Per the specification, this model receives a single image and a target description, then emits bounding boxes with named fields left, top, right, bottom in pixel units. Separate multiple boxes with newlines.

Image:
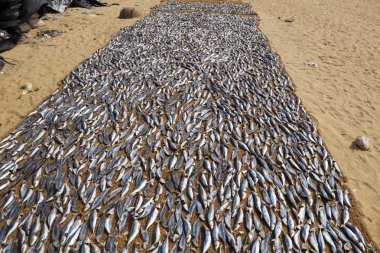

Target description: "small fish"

left=126, top=219, right=140, bottom=246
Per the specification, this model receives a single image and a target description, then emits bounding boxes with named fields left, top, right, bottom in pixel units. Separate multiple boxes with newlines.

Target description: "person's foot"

left=28, top=13, right=45, bottom=29
left=28, top=17, right=45, bottom=29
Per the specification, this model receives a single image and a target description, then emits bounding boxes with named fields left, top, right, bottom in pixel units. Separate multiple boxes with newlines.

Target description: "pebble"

left=119, top=8, right=134, bottom=19
left=308, top=61, right=318, bottom=68
left=285, top=16, right=295, bottom=22
left=20, top=83, right=34, bottom=96
left=354, top=135, right=370, bottom=151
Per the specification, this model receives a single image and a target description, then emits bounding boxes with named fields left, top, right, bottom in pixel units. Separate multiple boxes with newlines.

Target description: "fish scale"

left=0, top=1, right=373, bottom=253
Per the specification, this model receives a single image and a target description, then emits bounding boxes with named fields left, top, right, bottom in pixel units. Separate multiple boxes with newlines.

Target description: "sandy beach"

left=0, top=0, right=379, bottom=248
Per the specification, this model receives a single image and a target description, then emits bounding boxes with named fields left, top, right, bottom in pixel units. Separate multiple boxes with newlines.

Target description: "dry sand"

left=0, top=0, right=379, bottom=247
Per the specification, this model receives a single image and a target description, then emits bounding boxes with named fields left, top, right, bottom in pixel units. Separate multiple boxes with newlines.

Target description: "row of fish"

left=0, top=2, right=373, bottom=253
left=153, top=1, right=255, bottom=15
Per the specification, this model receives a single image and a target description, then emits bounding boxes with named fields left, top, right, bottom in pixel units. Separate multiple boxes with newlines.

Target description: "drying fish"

left=0, top=1, right=371, bottom=252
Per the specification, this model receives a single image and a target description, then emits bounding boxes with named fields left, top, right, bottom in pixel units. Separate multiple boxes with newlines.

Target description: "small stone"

left=28, top=18, right=45, bottom=29
left=20, top=83, right=34, bottom=92
left=285, top=16, right=295, bottom=22
left=19, top=83, right=35, bottom=97
left=119, top=8, right=134, bottom=19
left=308, top=61, right=318, bottom=68
left=354, top=135, right=370, bottom=151
left=20, top=89, right=29, bottom=96
left=19, top=23, right=32, bottom=33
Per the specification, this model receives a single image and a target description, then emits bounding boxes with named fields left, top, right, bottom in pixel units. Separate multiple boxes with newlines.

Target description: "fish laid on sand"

left=153, top=1, right=256, bottom=15
left=0, top=1, right=372, bottom=252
